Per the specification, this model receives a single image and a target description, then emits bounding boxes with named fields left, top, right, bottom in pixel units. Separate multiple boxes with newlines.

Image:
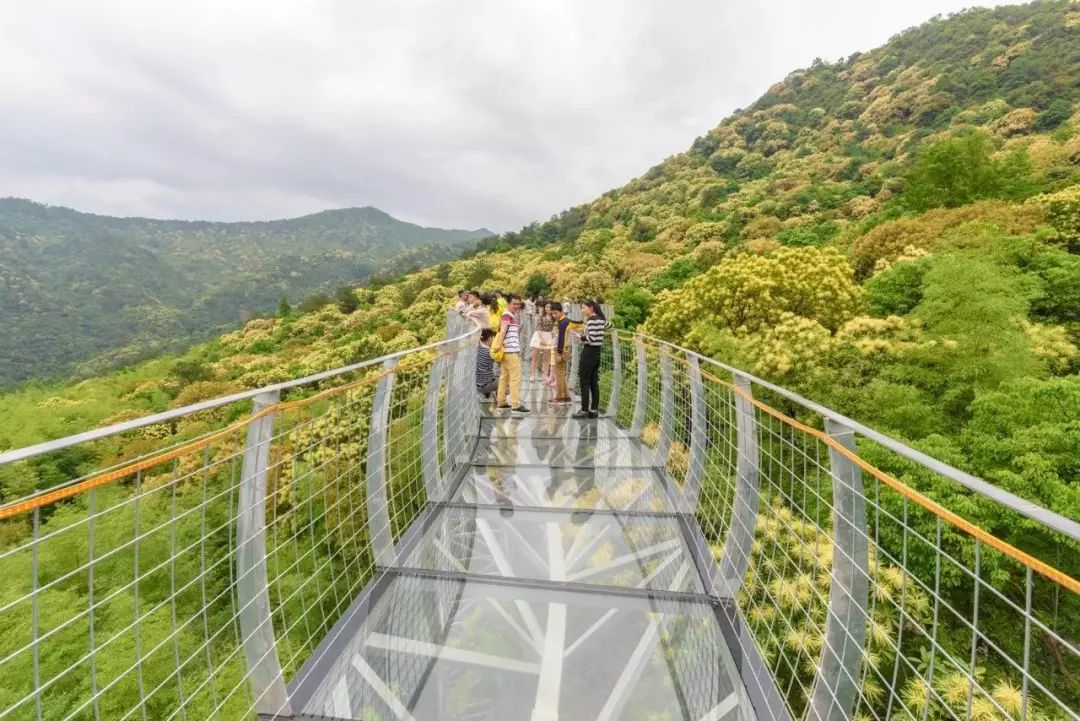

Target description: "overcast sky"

left=0, top=1, right=1004, bottom=232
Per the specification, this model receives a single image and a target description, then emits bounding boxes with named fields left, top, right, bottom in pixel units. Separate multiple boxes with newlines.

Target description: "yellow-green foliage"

left=851, top=201, right=1044, bottom=276
left=644, top=247, right=863, bottom=341
left=1035, top=185, right=1080, bottom=250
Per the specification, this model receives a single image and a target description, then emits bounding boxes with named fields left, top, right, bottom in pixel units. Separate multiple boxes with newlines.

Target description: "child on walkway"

left=475, top=328, right=498, bottom=399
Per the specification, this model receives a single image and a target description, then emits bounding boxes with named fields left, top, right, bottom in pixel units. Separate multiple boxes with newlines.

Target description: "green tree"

left=170, top=358, right=213, bottom=386
left=335, top=285, right=360, bottom=314
left=1033, top=98, right=1073, bottom=132
left=645, top=247, right=863, bottom=342
left=902, top=131, right=1036, bottom=211
left=865, top=259, right=928, bottom=316
left=913, top=256, right=1041, bottom=413
left=650, top=257, right=703, bottom=293
left=277, top=296, right=292, bottom=317
left=609, top=283, right=652, bottom=330
left=524, top=272, right=552, bottom=298
left=299, top=292, right=332, bottom=313
left=464, top=260, right=493, bottom=288
left=434, top=262, right=453, bottom=285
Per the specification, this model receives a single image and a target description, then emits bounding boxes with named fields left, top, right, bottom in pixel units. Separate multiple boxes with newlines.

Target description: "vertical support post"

left=366, top=358, right=398, bottom=566
left=444, top=338, right=466, bottom=472
left=457, top=333, right=480, bottom=456
left=629, top=336, right=648, bottom=436
left=683, top=354, right=707, bottom=507
left=236, top=389, right=293, bottom=716
left=442, top=354, right=456, bottom=478
left=655, top=345, right=675, bottom=465
left=422, top=352, right=445, bottom=500
left=606, top=330, right=622, bottom=420
left=808, top=419, right=869, bottom=721
left=718, top=373, right=760, bottom=597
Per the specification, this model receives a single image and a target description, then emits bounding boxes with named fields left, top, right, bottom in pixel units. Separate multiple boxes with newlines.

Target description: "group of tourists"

left=455, top=289, right=610, bottom=419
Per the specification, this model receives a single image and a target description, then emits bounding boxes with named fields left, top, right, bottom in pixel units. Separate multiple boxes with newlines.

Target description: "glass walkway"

left=288, top=384, right=752, bottom=721
left=0, top=310, right=1076, bottom=721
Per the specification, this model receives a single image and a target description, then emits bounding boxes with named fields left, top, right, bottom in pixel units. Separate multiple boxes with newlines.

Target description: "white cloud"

left=0, top=0, right=1005, bottom=231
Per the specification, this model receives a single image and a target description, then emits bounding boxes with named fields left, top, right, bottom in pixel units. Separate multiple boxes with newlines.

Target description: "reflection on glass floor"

left=303, top=575, right=747, bottom=721
left=403, top=506, right=703, bottom=593
left=295, top=400, right=750, bottom=721
left=472, top=436, right=657, bottom=467
left=453, top=466, right=673, bottom=511
left=481, top=415, right=632, bottom=440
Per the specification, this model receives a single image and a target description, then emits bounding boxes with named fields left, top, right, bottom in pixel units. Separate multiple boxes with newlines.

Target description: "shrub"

left=901, top=131, right=1037, bottom=211
left=865, top=257, right=929, bottom=316
left=1033, top=99, right=1073, bottom=132
left=644, top=247, right=863, bottom=342
left=525, top=272, right=551, bottom=298
left=850, top=200, right=1044, bottom=276
left=649, top=257, right=703, bottom=293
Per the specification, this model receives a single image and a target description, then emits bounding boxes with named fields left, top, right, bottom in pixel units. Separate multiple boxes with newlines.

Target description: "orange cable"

left=632, top=334, right=1080, bottom=596
left=0, top=348, right=458, bottom=521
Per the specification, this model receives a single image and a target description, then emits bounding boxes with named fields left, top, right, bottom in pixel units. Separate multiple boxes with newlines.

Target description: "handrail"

left=0, top=348, right=465, bottom=521
left=0, top=311, right=485, bottom=721
left=623, top=330, right=1080, bottom=546
left=691, top=361, right=1080, bottom=596
left=603, top=325, right=1079, bottom=721
left=0, top=328, right=479, bottom=467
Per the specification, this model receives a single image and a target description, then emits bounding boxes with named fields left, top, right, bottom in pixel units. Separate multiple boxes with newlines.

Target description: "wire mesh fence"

left=0, top=324, right=480, bottom=721
left=0, top=311, right=1076, bottom=721
left=619, top=333, right=1080, bottom=721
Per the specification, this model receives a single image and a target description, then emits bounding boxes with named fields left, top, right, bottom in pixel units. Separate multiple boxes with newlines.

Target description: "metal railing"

left=0, top=309, right=1076, bottom=721
left=0, top=315, right=482, bottom=721
left=598, top=331, right=1080, bottom=721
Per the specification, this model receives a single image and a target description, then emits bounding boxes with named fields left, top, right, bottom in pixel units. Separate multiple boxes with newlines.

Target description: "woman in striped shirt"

left=573, top=300, right=612, bottom=419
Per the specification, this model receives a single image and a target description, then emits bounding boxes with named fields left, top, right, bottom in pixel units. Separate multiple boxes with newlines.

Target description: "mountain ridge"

left=0, top=197, right=492, bottom=235
left=0, top=197, right=490, bottom=385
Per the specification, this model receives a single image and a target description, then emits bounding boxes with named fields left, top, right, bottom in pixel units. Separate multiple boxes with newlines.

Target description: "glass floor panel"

left=480, top=415, right=631, bottom=440
left=299, top=574, right=750, bottom=721
left=401, top=506, right=702, bottom=593
left=471, top=436, right=657, bottom=467
left=452, top=465, right=674, bottom=512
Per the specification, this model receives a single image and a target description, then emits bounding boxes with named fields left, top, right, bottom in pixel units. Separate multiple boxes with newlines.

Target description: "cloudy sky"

left=0, top=0, right=1003, bottom=232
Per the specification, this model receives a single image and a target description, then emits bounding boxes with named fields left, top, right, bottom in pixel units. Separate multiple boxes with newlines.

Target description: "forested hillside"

left=4, top=0, right=1079, bottom=507
left=1, top=1, right=1079, bottom=717
left=0, top=199, right=490, bottom=385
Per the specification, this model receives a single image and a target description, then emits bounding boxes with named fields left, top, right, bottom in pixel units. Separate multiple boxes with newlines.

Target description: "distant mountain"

left=0, top=198, right=490, bottom=385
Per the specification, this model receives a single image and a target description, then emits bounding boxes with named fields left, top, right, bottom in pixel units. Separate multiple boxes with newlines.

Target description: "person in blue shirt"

left=550, top=302, right=581, bottom=405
